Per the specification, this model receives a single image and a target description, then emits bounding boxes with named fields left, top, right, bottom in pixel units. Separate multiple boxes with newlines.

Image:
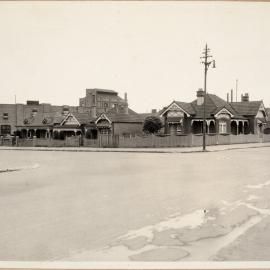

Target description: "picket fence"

left=1, top=133, right=270, bottom=148
left=118, top=134, right=268, bottom=148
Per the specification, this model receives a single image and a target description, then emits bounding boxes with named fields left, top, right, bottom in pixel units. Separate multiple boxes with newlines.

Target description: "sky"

left=0, top=1, right=270, bottom=113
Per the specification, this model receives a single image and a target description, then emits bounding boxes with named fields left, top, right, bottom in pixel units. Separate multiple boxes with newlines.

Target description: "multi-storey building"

left=79, top=88, right=128, bottom=116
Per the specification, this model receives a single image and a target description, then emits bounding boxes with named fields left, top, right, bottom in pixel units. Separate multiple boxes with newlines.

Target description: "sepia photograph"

left=0, top=1, right=270, bottom=269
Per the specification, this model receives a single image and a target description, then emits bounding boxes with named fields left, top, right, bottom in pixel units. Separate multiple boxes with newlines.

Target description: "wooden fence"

left=118, top=134, right=263, bottom=148
left=15, top=137, right=81, bottom=147
left=1, top=133, right=270, bottom=148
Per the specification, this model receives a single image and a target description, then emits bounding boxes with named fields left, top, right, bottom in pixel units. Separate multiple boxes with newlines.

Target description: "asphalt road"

left=0, top=148, right=269, bottom=261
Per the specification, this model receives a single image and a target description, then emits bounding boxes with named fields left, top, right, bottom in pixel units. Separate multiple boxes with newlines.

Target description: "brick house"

left=0, top=89, right=143, bottom=139
left=160, top=90, right=268, bottom=135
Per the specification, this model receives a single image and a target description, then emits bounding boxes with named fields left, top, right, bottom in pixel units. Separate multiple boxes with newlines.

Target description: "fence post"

left=33, top=136, right=37, bottom=147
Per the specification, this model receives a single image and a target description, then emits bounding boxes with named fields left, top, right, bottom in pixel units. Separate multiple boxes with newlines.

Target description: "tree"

left=143, top=116, right=162, bottom=134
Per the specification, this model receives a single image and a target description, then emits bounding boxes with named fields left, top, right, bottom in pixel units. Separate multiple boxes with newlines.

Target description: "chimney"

left=151, top=109, right=157, bottom=114
left=196, top=88, right=204, bottom=105
left=227, top=93, right=229, bottom=102
left=241, top=93, right=249, bottom=102
left=231, top=89, right=233, bottom=102
left=124, top=92, right=128, bottom=114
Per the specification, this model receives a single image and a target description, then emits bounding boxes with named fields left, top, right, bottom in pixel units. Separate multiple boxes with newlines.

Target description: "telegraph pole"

left=236, top=79, right=238, bottom=102
left=200, top=44, right=215, bottom=151
left=15, top=94, right=17, bottom=136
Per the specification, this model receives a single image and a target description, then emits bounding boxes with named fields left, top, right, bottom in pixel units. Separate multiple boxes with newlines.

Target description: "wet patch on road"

left=68, top=200, right=270, bottom=261
left=0, top=163, right=39, bottom=174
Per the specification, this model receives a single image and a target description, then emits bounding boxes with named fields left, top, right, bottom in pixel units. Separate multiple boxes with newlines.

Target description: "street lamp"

left=200, top=44, right=216, bottom=151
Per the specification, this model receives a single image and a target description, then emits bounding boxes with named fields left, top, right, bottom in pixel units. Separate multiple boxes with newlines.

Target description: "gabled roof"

left=105, top=106, right=143, bottom=123
left=95, top=113, right=112, bottom=125
left=190, top=93, right=238, bottom=119
left=60, top=113, right=81, bottom=126
left=159, top=101, right=195, bottom=116
left=230, top=101, right=263, bottom=116
left=175, top=101, right=196, bottom=115
left=71, top=112, right=94, bottom=125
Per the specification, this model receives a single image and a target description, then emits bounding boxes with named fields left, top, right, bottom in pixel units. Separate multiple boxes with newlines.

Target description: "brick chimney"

left=124, top=92, right=128, bottom=114
left=241, top=93, right=249, bottom=102
left=197, top=89, right=204, bottom=105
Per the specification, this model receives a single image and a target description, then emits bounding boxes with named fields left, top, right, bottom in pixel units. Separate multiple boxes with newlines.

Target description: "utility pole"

left=200, top=44, right=216, bottom=151
left=15, top=94, right=17, bottom=136
left=236, top=79, right=238, bottom=102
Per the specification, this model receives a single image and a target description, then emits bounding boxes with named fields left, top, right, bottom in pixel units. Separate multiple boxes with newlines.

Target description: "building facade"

left=160, top=90, right=268, bottom=136
left=0, top=89, right=143, bottom=139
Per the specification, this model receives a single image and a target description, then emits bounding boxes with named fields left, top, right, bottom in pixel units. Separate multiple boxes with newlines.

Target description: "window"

left=3, top=113, right=8, bottom=120
left=62, top=108, right=69, bottom=116
left=92, top=95, right=95, bottom=104
left=100, top=128, right=109, bottom=135
left=31, top=108, right=38, bottom=117
left=1, top=125, right=11, bottom=135
left=219, top=121, right=227, bottom=134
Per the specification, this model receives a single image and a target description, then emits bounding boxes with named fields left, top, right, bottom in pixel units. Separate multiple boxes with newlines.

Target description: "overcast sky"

left=0, top=1, right=270, bottom=112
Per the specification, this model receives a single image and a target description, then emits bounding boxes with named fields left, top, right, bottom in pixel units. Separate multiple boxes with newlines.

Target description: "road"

left=0, top=148, right=270, bottom=261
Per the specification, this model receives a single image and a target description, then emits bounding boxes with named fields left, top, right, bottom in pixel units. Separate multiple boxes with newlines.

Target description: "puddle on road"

left=184, top=215, right=263, bottom=260
left=67, top=196, right=270, bottom=261
left=247, top=194, right=259, bottom=201
left=120, top=209, right=208, bottom=243
left=247, top=180, right=270, bottom=189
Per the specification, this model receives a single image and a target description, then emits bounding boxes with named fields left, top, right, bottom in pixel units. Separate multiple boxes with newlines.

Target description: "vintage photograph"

left=0, top=1, right=270, bottom=267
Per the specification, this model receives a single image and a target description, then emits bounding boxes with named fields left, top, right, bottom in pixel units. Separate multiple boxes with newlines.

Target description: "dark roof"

left=190, top=94, right=240, bottom=119
left=108, top=113, right=143, bottom=123
left=72, top=112, right=94, bottom=125
left=107, top=107, right=137, bottom=115
left=175, top=101, right=196, bottom=115
left=94, top=89, right=118, bottom=94
left=159, top=101, right=195, bottom=116
left=53, top=114, right=65, bottom=124
left=160, top=93, right=249, bottom=119
left=140, top=112, right=159, bottom=120
left=21, top=112, right=56, bottom=127
left=230, top=101, right=262, bottom=116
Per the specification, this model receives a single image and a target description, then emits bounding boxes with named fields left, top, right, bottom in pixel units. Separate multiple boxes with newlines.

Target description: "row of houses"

left=0, top=88, right=269, bottom=141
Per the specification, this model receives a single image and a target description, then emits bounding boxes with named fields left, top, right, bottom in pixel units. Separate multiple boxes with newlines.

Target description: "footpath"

left=0, top=142, right=270, bottom=153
